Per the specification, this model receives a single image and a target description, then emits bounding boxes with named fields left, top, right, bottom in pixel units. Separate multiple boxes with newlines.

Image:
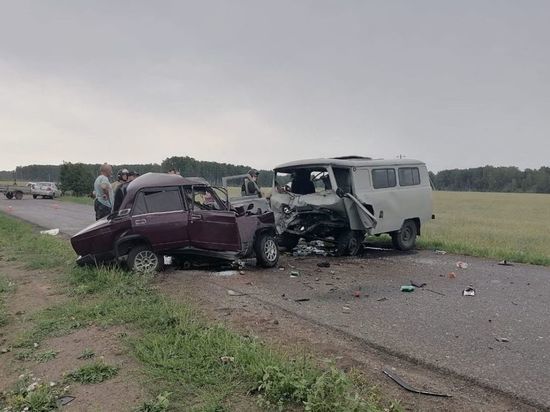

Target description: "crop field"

left=414, top=191, right=550, bottom=265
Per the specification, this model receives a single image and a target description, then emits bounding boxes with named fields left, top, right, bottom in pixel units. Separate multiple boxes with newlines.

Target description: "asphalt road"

left=2, top=195, right=550, bottom=409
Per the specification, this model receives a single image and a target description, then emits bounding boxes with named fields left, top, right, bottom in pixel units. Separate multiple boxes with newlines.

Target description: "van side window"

left=398, top=167, right=421, bottom=186
left=333, top=167, right=352, bottom=194
left=372, top=168, right=396, bottom=189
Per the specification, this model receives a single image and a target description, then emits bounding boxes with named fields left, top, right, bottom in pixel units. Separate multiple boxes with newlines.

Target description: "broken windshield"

left=274, top=167, right=332, bottom=194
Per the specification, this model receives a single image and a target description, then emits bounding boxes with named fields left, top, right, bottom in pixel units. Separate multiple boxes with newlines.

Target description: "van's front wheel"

left=335, top=230, right=364, bottom=256
left=391, top=220, right=418, bottom=251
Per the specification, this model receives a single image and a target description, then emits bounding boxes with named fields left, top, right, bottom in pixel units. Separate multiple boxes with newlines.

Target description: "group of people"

left=93, top=164, right=264, bottom=220
left=93, top=163, right=140, bottom=220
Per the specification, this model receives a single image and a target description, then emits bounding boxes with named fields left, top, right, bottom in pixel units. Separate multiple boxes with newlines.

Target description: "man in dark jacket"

left=112, top=171, right=139, bottom=213
left=241, top=169, right=262, bottom=197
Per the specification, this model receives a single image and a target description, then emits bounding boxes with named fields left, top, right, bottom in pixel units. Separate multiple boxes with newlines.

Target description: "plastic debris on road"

left=39, top=228, right=59, bottom=236
left=448, top=272, right=456, bottom=279
left=462, top=287, right=476, bottom=296
left=401, top=285, right=415, bottom=292
left=456, top=261, right=469, bottom=269
left=498, top=260, right=514, bottom=266
left=435, top=250, right=447, bottom=255
left=290, top=271, right=300, bottom=278
left=227, top=289, right=246, bottom=296
left=495, top=337, right=510, bottom=343
left=213, top=270, right=239, bottom=277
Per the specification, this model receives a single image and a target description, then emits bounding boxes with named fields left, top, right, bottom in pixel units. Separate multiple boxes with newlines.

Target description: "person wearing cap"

left=112, top=168, right=129, bottom=192
left=112, top=171, right=139, bottom=213
left=241, top=169, right=262, bottom=197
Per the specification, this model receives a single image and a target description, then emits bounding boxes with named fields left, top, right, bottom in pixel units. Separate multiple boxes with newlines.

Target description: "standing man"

left=111, top=169, right=129, bottom=192
left=241, top=169, right=262, bottom=197
left=112, top=171, right=139, bottom=213
left=94, top=163, right=114, bottom=220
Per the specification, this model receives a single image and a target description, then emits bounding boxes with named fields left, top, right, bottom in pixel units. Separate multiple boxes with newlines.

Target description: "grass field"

left=412, top=191, right=550, bottom=265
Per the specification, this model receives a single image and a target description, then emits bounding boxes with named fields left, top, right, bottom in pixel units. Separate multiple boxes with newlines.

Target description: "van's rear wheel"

left=335, top=230, right=364, bottom=256
left=255, top=233, right=279, bottom=268
left=278, top=232, right=299, bottom=251
left=127, top=245, right=162, bottom=273
left=391, top=220, right=418, bottom=251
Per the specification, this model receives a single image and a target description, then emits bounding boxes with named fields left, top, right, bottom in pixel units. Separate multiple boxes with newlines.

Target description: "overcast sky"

left=0, top=1, right=548, bottom=172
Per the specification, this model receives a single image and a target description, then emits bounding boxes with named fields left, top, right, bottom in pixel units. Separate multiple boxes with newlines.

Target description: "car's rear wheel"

left=255, top=233, right=279, bottom=267
left=277, top=232, right=299, bottom=251
left=127, top=245, right=162, bottom=273
left=335, top=230, right=364, bottom=256
left=391, top=220, right=418, bottom=251
left=33, top=195, right=38, bottom=199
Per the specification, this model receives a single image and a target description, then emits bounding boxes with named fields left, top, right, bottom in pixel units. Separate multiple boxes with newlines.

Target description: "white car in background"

left=31, top=182, right=62, bottom=199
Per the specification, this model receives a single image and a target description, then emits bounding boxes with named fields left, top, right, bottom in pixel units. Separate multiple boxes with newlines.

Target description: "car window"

left=185, top=186, right=224, bottom=210
left=372, top=168, right=397, bottom=189
left=133, top=188, right=183, bottom=214
left=398, top=167, right=421, bottom=186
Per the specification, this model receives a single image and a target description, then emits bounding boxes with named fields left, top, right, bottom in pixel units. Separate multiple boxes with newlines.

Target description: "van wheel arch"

left=391, top=219, right=419, bottom=251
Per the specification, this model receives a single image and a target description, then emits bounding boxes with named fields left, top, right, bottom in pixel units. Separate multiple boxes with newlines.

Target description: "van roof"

left=274, top=157, right=426, bottom=170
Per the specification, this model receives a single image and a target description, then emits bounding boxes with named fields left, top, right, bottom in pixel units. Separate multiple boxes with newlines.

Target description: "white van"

left=270, top=156, right=433, bottom=255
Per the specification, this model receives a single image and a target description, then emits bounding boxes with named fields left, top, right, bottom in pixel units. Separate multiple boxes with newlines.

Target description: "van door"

left=186, top=186, right=241, bottom=251
left=131, top=187, right=189, bottom=249
left=364, top=167, right=401, bottom=233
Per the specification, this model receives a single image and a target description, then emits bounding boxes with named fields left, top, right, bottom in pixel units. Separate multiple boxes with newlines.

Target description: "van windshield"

left=274, top=167, right=331, bottom=194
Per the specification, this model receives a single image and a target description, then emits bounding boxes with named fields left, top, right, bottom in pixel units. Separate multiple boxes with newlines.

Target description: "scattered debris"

left=213, top=270, right=239, bottom=277
left=383, top=368, right=452, bottom=397
left=232, top=260, right=246, bottom=269
left=227, top=289, right=246, bottom=296
left=1, top=348, right=10, bottom=354
left=377, top=297, right=387, bottom=302
left=290, top=271, right=300, bottom=278
left=163, top=256, right=173, bottom=265
left=317, top=261, right=331, bottom=268
left=294, top=298, right=310, bottom=302
left=456, top=261, right=469, bottom=269
left=448, top=272, right=456, bottom=279
left=462, top=287, right=476, bottom=296
left=279, top=267, right=285, bottom=271
left=57, top=396, right=76, bottom=407
left=401, top=285, right=415, bottom=292
left=495, top=337, right=510, bottom=343
left=498, top=260, right=514, bottom=266
left=342, top=306, right=351, bottom=313
left=410, top=280, right=427, bottom=288
left=435, top=250, right=447, bottom=255
left=220, top=356, right=235, bottom=364
left=39, top=228, right=59, bottom=236
left=239, top=271, right=245, bottom=275
left=354, top=290, right=361, bottom=298
left=272, top=319, right=279, bottom=325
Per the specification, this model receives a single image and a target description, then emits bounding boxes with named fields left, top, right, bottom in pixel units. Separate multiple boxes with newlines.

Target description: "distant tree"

left=59, top=162, right=93, bottom=195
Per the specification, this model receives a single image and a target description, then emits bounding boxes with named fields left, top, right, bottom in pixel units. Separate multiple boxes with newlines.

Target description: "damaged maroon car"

left=71, top=173, right=279, bottom=272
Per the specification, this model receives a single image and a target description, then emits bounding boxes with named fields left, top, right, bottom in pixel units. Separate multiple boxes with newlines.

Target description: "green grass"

left=0, top=273, right=15, bottom=327
left=67, top=361, right=119, bottom=384
left=0, top=213, right=394, bottom=411
left=77, top=348, right=95, bottom=360
left=367, top=191, right=550, bottom=266
left=58, top=195, right=94, bottom=206
left=0, top=375, right=62, bottom=412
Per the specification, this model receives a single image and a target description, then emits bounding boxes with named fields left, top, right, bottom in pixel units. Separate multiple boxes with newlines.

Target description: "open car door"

left=343, top=193, right=377, bottom=233
left=185, top=186, right=242, bottom=252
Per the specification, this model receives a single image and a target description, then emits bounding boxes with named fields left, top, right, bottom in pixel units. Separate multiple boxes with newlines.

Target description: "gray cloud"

left=1, top=0, right=549, bottom=172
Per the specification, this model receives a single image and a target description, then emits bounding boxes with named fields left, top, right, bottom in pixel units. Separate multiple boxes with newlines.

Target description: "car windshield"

left=274, top=167, right=331, bottom=194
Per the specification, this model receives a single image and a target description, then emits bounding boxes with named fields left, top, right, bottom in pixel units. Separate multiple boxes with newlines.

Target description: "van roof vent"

left=331, top=156, right=372, bottom=160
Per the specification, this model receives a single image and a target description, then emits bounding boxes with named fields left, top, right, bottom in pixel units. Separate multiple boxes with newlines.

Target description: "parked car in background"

left=270, top=156, right=434, bottom=255
left=31, top=182, right=62, bottom=199
left=71, top=173, right=279, bottom=273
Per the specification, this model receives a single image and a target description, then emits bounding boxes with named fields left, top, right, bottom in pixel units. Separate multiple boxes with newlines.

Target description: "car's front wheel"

left=33, top=195, right=38, bottom=199
left=127, top=245, right=162, bottom=273
left=255, top=233, right=279, bottom=268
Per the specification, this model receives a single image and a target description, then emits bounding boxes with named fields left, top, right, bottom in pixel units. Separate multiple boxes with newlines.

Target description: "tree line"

left=4, top=161, right=549, bottom=195
left=430, top=166, right=550, bottom=193
left=1, top=157, right=272, bottom=196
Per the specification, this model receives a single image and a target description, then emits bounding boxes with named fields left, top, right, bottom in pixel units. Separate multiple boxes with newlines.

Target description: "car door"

left=185, top=185, right=241, bottom=251
left=131, top=187, right=189, bottom=250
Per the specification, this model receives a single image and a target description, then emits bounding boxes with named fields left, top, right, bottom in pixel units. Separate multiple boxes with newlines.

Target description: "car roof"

left=125, top=172, right=209, bottom=193
left=274, top=157, right=426, bottom=170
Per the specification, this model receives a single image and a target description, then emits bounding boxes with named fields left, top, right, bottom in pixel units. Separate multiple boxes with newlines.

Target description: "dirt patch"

left=157, top=266, right=537, bottom=412
left=0, top=262, right=146, bottom=411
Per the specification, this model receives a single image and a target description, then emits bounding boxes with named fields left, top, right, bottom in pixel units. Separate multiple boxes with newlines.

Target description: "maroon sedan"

left=71, top=173, right=279, bottom=272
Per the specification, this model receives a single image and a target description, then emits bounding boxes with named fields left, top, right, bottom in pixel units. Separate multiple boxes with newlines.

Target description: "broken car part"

left=383, top=368, right=452, bottom=397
